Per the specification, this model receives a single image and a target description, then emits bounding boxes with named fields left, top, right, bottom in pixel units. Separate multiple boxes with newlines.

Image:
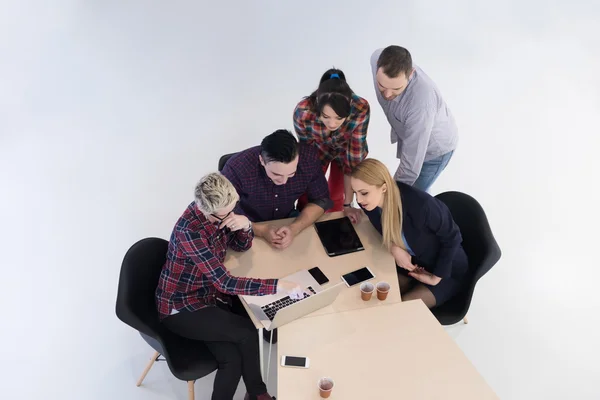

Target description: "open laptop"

left=241, top=270, right=345, bottom=331
left=314, top=216, right=365, bottom=257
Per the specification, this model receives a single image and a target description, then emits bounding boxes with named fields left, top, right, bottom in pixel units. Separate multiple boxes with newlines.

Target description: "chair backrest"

left=435, top=192, right=501, bottom=282
left=115, top=237, right=169, bottom=339
left=218, top=152, right=238, bottom=172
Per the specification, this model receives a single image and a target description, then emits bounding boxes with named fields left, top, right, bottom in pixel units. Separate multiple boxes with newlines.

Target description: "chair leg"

left=463, top=316, right=469, bottom=324
left=136, top=351, right=160, bottom=387
left=188, top=380, right=195, bottom=400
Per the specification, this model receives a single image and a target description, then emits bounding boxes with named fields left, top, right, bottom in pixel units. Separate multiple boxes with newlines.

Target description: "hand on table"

left=273, top=226, right=295, bottom=249
left=220, top=213, right=250, bottom=232
left=343, top=205, right=363, bottom=224
left=263, top=225, right=283, bottom=246
left=277, top=280, right=304, bottom=299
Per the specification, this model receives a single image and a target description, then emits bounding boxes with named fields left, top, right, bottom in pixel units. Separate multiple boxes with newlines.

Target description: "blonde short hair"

left=194, top=172, right=239, bottom=214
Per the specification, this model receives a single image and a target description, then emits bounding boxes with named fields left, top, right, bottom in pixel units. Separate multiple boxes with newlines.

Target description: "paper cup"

left=376, top=281, right=390, bottom=300
left=360, top=282, right=375, bottom=301
left=318, top=377, right=335, bottom=398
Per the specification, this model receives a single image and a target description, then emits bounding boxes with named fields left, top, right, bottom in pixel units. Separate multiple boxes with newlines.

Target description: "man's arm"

left=290, top=151, right=333, bottom=235
left=251, top=222, right=271, bottom=239
left=289, top=203, right=325, bottom=236
left=393, top=105, right=435, bottom=185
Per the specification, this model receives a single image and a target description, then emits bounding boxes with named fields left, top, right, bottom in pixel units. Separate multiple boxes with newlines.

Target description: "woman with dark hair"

left=294, top=68, right=370, bottom=221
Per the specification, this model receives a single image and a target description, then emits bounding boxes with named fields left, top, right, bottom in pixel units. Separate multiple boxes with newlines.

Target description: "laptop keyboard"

left=261, top=286, right=317, bottom=321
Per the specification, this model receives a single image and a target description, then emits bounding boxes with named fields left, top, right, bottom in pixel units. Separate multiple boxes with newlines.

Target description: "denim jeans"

left=412, top=151, right=454, bottom=192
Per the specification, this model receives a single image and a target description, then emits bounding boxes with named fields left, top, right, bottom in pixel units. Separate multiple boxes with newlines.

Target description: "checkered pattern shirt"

left=155, top=202, right=278, bottom=320
left=221, top=144, right=332, bottom=222
left=293, top=93, right=370, bottom=174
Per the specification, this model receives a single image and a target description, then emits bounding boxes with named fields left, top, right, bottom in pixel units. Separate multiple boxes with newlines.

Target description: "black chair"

left=115, top=237, right=217, bottom=400
left=432, top=192, right=502, bottom=325
left=218, top=152, right=238, bottom=172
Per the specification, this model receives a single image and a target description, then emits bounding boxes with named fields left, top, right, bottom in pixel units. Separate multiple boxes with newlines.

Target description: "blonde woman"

left=350, top=159, right=468, bottom=308
left=156, top=172, right=299, bottom=400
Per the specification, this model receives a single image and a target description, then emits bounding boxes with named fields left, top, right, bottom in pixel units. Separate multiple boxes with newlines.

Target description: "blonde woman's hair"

left=194, top=172, right=239, bottom=215
left=351, top=159, right=404, bottom=250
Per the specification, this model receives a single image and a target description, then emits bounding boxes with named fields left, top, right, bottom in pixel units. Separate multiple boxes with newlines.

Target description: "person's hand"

left=408, top=267, right=442, bottom=286
left=263, top=225, right=283, bottom=245
left=273, top=226, right=295, bottom=249
left=343, top=205, right=362, bottom=224
left=277, top=280, right=303, bottom=299
left=391, top=245, right=418, bottom=272
left=220, top=213, right=251, bottom=232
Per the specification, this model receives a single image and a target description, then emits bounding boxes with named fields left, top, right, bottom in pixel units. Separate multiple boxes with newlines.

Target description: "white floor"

left=2, top=1, right=600, bottom=399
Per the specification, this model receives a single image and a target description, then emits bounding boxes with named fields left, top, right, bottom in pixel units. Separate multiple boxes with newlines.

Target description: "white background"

left=1, top=1, right=599, bottom=399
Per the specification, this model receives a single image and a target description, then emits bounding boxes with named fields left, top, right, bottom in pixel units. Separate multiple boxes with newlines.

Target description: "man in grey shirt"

left=371, top=45, right=458, bottom=192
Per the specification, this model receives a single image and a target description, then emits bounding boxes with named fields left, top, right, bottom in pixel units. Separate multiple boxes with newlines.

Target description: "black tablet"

left=314, top=217, right=365, bottom=257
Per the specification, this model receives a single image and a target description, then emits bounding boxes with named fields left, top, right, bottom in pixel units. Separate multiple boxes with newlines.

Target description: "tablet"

left=314, top=217, right=365, bottom=257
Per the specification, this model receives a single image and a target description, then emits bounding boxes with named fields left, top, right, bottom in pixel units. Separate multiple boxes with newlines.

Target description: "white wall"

left=1, top=1, right=599, bottom=399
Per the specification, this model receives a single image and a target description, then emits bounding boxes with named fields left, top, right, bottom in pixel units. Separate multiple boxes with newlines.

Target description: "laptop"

left=241, top=270, right=345, bottom=331
left=314, top=216, right=365, bottom=257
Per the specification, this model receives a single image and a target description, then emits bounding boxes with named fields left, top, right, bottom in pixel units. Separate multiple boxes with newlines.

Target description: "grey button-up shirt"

left=371, top=49, right=458, bottom=184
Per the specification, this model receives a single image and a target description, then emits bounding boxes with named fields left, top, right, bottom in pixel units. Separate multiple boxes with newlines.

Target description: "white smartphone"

left=281, top=355, right=310, bottom=368
left=340, top=266, right=375, bottom=287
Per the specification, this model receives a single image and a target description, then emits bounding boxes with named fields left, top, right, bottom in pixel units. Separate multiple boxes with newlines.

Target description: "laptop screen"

left=314, top=217, right=364, bottom=256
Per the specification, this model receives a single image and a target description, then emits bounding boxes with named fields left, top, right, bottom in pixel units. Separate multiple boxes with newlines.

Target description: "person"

left=350, top=158, right=468, bottom=308
left=221, top=129, right=333, bottom=250
left=293, top=68, right=370, bottom=223
left=371, top=45, right=458, bottom=192
left=156, top=172, right=301, bottom=400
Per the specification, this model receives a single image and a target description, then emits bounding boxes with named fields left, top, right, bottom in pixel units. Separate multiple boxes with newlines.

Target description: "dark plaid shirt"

left=221, top=144, right=332, bottom=222
left=155, top=202, right=278, bottom=320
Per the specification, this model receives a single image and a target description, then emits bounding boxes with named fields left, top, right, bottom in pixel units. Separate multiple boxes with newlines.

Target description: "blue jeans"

left=412, top=151, right=454, bottom=192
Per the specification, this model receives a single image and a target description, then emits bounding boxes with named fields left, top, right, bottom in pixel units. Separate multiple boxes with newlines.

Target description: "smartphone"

left=341, top=266, right=375, bottom=287
left=281, top=355, right=310, bottom=368
left=308, top=266, right=329, bottom=285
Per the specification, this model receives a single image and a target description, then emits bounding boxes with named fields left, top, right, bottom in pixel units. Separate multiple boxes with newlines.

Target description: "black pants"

left=163, top=298, right=266, bottom=400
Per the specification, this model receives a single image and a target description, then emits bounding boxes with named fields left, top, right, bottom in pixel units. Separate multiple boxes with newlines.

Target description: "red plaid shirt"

left=155, top=202, right=278, bottom=320
left=293, top=94, right=370, bottom=174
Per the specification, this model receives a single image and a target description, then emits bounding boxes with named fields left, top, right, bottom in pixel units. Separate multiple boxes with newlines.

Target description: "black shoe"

left=263, top=328, right=278, bottom=344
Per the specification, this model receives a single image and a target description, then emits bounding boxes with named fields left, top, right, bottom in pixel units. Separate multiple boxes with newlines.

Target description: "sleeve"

left=179, top=231, right=278, bottom=295
left=293, top=104, right=310, bottom=143
left=228, top=226, right=254, bottom=252
left=422, top=198, right=462, bottom=278
left=305, top=151, right=333, bottom=211
left=220, top=160, right=245, bottom=216
left=344, top=103, right=370, bottom=173
left=392, top=105, right=435, bottom=185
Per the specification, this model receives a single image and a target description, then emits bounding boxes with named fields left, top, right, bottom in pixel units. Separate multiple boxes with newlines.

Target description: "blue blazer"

left=363, top=182, right=468, bottom=279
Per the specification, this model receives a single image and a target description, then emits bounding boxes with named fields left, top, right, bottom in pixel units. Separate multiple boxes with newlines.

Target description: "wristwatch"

left=343, top=203, right=352, bottom=208
left=244, top=220, right=253, bottom=231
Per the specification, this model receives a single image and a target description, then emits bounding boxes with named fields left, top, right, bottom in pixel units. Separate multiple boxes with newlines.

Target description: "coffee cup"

left=318, top=377, right=335, bottom=398
left=376, top=281, right=390, bottom=300
left=360, top=282, right=375, bottom=301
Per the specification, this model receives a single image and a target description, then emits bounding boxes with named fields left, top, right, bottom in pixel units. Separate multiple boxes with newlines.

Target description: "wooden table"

left=277, top=300, right=498, bottom=399
left=225, top=211, right=400, bottom=328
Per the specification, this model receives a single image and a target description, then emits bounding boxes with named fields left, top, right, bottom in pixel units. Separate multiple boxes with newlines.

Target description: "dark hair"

left=377, top=46, right=413, bottom=78
left=308, top=68, right=353, bottom=118
left=260, top=129, right=299, bottom=164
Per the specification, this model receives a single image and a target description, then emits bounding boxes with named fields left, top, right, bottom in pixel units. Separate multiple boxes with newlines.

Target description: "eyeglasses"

left=211, top=210, right=233, bottom=222
left=210, top=201, right=239, bottom=222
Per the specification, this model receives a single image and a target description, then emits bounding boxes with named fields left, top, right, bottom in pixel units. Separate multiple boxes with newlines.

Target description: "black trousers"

left=163, top=298, right=266, bottom=400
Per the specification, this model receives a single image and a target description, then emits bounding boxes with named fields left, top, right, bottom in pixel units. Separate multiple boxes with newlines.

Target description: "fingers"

left=276, top=226, right=290, bottom=236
